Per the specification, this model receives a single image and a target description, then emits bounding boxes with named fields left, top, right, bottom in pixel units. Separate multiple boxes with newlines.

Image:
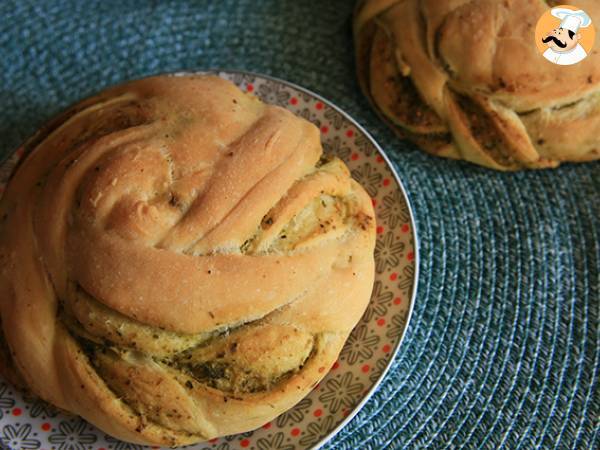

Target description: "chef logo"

left=535, top=5, right=595, bottom=66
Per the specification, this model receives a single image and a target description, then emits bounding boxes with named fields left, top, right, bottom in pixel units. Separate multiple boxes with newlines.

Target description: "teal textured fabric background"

left=1, top=1, right=598, bottom=448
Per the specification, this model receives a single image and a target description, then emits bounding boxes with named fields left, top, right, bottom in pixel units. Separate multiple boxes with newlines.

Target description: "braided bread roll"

left=354, top=0, right=600, bottom=170
left=0, top=75, right=375, bottom=446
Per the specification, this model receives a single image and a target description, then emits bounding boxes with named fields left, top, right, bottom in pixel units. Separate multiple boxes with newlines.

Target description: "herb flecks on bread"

left=354, top=0, right=600, bottom=170
left=0, top=75, right=375, bottom=447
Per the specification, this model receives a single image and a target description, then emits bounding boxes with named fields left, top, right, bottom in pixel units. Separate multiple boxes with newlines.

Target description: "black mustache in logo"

left=542, top=35, right=567, bottom=48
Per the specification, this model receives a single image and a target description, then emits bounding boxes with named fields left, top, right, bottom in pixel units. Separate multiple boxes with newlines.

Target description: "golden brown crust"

left=355, top=0, right=600, bottom=170
left=0, top=75, right=375, bottom=446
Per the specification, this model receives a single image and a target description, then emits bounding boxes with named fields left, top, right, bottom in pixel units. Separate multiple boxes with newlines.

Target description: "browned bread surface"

left=354, top=0, right=600, bottom=170
left=0, top=75, right=375, bottom=446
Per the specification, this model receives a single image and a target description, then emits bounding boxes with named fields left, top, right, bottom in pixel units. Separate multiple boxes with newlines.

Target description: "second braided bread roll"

left=354, top=0, right=600, bottom=170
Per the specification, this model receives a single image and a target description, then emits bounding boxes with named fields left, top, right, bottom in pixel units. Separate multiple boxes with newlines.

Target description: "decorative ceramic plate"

left=0, top=71, right=418, bottom=450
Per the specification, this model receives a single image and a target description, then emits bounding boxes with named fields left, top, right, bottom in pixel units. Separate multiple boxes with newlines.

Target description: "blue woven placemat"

left=1, top=1, right=598, bottom=448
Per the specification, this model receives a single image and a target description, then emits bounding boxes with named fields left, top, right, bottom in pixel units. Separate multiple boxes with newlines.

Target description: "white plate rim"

left=0, top=69, right=420, bottom=450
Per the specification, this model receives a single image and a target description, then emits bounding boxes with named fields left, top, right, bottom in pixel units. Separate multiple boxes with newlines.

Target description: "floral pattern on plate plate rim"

left=0, top=70, right=418, bottom=450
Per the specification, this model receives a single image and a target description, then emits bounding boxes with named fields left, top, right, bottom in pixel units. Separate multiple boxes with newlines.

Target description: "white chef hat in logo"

left=551, top=8, right=592, bottom=33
